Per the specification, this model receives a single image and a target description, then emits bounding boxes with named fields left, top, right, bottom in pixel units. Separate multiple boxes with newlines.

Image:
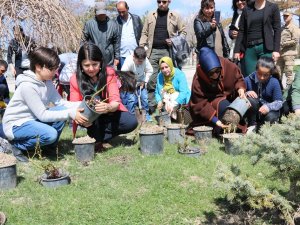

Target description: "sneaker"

left=246, top=125, right=257, bottom=134
left=11, top=146, right=29, bottom=163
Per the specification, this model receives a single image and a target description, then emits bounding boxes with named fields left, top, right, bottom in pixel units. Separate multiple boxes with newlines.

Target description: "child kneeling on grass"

left=2, top=47, right=88, bottom=162
left=245, top=56, right=283, bottom=132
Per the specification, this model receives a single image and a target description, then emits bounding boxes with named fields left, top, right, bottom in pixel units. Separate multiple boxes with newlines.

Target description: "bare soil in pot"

left=0, top=153, right=17, bottom=168
left=139, top=124, right=164, bottom=135
left=72, top=136, right=96, bottom=144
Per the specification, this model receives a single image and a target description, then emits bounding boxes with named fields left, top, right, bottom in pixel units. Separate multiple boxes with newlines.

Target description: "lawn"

left=0, top=125, right=288, bottom=225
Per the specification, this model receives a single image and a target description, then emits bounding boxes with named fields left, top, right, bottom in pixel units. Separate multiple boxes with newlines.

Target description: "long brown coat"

left=189, top=57, right=246, bottom=127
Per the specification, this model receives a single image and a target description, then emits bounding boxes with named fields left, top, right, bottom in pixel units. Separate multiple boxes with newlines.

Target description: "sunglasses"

left=0, top=69, right=6, bottom=73
left=237, top=0, right=246, bottom=2
left=157, top=1, right=168, bottom=4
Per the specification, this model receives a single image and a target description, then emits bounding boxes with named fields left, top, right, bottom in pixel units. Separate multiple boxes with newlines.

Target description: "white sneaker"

left=246, top=125, right=257, bottom=134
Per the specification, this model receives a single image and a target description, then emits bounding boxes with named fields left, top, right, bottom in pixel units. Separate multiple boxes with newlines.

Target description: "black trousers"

left=246, top=97, right=280, bottom=125
left=87, top=111, right=138, bottom=143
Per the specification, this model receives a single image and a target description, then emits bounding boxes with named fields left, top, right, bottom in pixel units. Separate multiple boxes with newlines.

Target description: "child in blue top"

left=0, top=60, right=10, bottom=105
left=245, top=56, right=283, bottom=128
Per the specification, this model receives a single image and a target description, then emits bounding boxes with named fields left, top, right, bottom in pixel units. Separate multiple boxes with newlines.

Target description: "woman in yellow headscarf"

left=155, top=56, right=191, bottom=116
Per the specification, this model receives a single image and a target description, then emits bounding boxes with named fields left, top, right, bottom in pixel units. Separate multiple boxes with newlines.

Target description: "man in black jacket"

left=82, top=2, right=120, bottom=67
left=116, top=1, right=143, bottom=70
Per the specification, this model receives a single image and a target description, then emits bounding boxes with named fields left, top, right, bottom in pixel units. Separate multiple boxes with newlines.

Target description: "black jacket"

left=234, top=1, right=281, bottom=53
left=194, top=17, right=230, bottom=58
left=82, top=16, right=120, bottom=66
left=7, top=37, right=36, bottom=69
left=116, top=13, right=143, bottom=45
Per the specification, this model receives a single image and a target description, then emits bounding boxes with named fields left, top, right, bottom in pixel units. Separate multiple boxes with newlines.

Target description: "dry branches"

left=0, top=0, right=83, bottom=53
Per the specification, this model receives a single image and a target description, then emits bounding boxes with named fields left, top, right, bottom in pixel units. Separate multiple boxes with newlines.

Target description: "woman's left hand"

left=94, top=102, right=111, bottom=114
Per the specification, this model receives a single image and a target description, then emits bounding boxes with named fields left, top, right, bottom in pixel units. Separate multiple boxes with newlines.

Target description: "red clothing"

left=70, top=67, right=127, bottom=112
left=189, top=57, right=246, bottom=126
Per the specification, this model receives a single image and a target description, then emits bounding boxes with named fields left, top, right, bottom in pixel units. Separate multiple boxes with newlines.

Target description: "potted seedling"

left=178, top=137, right=201, bottom=158
left=40, top=163, right=70, bottom=188
left=79, top=83, right=109, bottom=123
left=0, top=152, right=17, bottom=190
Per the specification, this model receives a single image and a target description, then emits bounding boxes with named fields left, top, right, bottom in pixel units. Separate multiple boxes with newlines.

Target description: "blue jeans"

left=11, top=105, right=66, bottom=151
left=117, top=57, right=126, bottom=70
left=120, top=87, right=150, bottom=117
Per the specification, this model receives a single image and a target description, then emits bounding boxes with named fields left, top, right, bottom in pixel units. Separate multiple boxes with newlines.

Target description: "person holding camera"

left=194, top=0, right=230, bottom=58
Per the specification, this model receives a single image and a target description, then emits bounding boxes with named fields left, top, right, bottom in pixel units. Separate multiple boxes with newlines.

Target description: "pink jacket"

left=70, top=67, right=128, bottom=112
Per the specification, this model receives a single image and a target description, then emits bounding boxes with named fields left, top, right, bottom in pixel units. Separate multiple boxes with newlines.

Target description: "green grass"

left=0, top=127, right=288, bottom=225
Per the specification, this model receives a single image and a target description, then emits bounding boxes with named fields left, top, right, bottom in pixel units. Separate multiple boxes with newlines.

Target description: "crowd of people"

left=0, top=0, right=300, bottom=162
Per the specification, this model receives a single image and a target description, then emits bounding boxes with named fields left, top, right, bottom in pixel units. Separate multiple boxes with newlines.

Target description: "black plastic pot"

left=74, top=143, right=95, bottom=162
left=0, top=164, right=17, bottom=190
left=193, top=126, right=213, bottom=140
left=155, top=112, right=171, bottom=127
left=222, top=133, right=242, bottom=155
left=139, top=128, right=164, bottom=155
left=178, top=146, right=201, bottom=158
left=40, top=171, right=70, bottom=188
left=79, top=95, right=102, bottom=123
left=167, top=124, right=186, bottom=144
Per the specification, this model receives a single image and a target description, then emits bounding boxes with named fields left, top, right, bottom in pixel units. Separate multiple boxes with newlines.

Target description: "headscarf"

left=198, top=47, right=221, bottom=74
left=159, top=57, right=176, bottom=94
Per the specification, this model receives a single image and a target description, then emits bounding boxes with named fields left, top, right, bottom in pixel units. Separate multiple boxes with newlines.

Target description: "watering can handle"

left=136, top=85, right=142, bottom=110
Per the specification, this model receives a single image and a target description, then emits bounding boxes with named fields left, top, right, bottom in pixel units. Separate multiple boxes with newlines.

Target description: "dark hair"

left=0, top=60, right=8, bottom=69
left=198, top=0, right=215, bottom=21
left=76, top=43, right=106, bottom=97
left=232, top=0, right=252, bottom=11
left=256, top=56, right=280, bottom=81
left=133, top=47, right=147, bottom=60
left=13, top=25, right=24, bottom=34
left=29, top=47, right=60, bottom=72
left=116, top=1, right=129, bottom=9
left=115, top=71, right=136, bottom=92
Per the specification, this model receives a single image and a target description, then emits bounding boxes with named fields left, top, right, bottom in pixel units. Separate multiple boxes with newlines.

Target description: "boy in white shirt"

left=121, top=47, right=153, bottom=121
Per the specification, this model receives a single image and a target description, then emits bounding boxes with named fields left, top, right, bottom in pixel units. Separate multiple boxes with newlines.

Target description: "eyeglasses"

left=157, top=1, right=168, bottom=4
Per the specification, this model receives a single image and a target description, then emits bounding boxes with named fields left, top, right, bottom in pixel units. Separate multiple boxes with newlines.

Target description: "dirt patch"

left=107, top=155, right=132, bottom=165
left=180, top=175, right=206, bottom=188
left=0, top=212, right=6, bottom=225
left=139, top=124, right=164, bottom=134
left=72, top=136, right=95, bottom=144
left=166, top=124, right=187, bottom=129
left=222, top=109, right=240, bottom=127
left=0, top=153, right=16, bottom=168
left=193, top=126, right=213, bottom=132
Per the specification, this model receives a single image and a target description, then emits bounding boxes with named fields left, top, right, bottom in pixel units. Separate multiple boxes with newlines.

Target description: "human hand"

left=10, top=64, right=16, bottom=76
left=216, top=120, right=229, bottom=129
left=211, top=18, right=217, bottom=29
left=165, top=39, right=172, bottom=46
left=246, top=91, right=258, bottom=99
left=272, top=52, right=280, bottom=62
left=138, top=82, right=145, bottom=89
left=259, top=105, right=269, bottom=115
left=95, top=102, right=112, bottom=113
left=74, top=108, right=89, bottom=125
left=232, top=30, right=239, bottom=39
left=157, top=101, right=163, bottom=111
left=114, top=59, right=119, bottom=67
left=238, top=89, right=246, bottom=99
left=234, top=53, right=240, bottom=61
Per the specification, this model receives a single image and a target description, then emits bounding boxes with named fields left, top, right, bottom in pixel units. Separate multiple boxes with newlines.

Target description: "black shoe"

left=12, top=146, right=29, bottom=163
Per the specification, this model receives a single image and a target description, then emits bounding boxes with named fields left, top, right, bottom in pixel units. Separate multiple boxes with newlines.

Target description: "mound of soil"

left=72, top=136, right=96, bottom=144
left=222, top=109, right=240, bottom=127
left=193, top=126, right=213, bottom=132
left=139, top=124, right=164, bottom=135
left=0, top=153, right=17, bottom=168
left=166, top=124, right=187, bottom=129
